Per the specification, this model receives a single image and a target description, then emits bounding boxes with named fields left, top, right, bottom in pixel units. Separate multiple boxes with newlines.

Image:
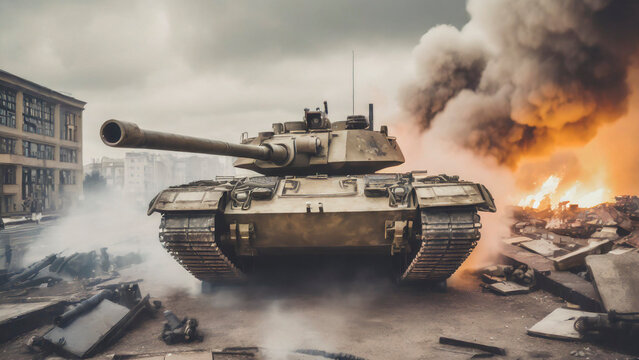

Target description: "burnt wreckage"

left=100, top=102, right=496, bottom=286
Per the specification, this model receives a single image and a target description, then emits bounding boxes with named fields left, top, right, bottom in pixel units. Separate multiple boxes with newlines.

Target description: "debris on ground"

left=439, top=336, right=506, bottom=356
left=160, top=310, right=203, bottom=345
left=28, top=283, right=153, bottom=358
left=527, top=308, right=600, bottom=341
left=574, top=311, right=639, bottom=353
left=0, top=247, right=143, bottom=293
left=585, top=252, right=639, bottom=313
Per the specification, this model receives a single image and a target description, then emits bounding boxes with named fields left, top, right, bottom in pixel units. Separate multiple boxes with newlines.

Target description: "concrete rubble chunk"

left=586, top=252, right=639, bottom=313
left=520, top=239, right=563, bottom=257
left=487, top=281, right=532, bottom=295
left=528, top=308, right=601, bottom=341
left=551, top=240, right=612, bottom=271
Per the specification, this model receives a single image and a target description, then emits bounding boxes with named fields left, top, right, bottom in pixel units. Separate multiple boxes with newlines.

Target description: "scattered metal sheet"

left=520, top=239, right=562, bottom=257
left=0, top=301, right=66, bottom=343
left=439, top=336, right=506, bottom=356
left=487, top=281, right=531, bottom=295
left=43, top=299, right=130, bottom=358
left=586, top=252, right=639, bottom=313
left=42, top=294, right=150, bottom=358
left=527, top=308, right=600, bottom=341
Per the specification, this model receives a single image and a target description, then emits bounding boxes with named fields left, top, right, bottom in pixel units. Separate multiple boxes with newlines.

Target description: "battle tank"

left=100, top=102, right=496, bottom=286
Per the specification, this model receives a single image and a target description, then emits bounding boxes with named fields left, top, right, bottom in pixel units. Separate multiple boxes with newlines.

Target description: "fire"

left=518, top=175, right=612, bottom=209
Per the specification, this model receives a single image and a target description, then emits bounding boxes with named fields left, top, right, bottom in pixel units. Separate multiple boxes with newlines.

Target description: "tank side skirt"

left=400, top=207, right=480, bottom=282
left=160, top=213, right=245, bottom=283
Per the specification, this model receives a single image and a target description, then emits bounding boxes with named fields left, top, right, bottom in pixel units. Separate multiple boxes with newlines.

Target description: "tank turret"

left=100, top=103, right=404, bottom=175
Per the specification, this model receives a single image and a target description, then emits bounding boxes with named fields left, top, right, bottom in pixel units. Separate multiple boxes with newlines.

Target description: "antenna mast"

left=352, top=50, right=355, bottom=115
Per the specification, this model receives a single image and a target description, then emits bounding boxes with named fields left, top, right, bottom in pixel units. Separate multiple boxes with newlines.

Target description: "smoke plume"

left=402, top=0, right=639, bottom=168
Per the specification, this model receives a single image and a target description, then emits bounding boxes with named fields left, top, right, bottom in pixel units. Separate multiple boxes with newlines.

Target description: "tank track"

left=400, top=208, right=481, bottom=283
left=160, top=213, right=245, bottom=283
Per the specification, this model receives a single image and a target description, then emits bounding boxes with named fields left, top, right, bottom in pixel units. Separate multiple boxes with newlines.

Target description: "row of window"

left=23, top=140, right=55, bottom=160
left=0, top=86, right=16, bottom=128
left=0, top=165, right=76, bottom=186
left=0, top=135, right=78, bottom=163
left=23, top=94, right=54, bottom=137
left=0, top=86, right=80, bottom=141
left=60, top=147, right=77, bottom=163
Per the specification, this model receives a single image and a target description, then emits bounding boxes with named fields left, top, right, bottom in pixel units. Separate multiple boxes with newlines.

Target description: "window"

left=0, top=86, right=16, bottom=128
left=61, top=111, right=78, bottom=141
left=22, top=140, right=55, bottom=160
left=22, top=167, right=55, bottom=210
left=60, top=147, right=77, bottom=163
left=0, top=136, right=16, bottom=154
left=0, top=165, right=16, bottom=184
left=60, top=169, right=76, bottom=185
left=23, top=94, right=54, bottom=136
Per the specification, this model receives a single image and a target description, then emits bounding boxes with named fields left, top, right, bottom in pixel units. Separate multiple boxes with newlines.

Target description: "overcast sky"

left=0, top=0, right=468, bottom=163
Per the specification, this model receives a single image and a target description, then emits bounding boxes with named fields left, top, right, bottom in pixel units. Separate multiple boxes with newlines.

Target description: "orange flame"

left=518, top=175, right=612, bottom=209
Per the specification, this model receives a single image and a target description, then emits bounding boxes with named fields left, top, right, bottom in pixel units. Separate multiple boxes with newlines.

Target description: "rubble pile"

left=0, top=247, right=142, bottom=292
left=503, top=195, right=639, bottom=354
left=510, top=195, right=639, bottom=271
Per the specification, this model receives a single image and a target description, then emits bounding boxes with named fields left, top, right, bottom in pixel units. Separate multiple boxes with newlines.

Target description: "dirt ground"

left=1, top=272, right=632, bottom=360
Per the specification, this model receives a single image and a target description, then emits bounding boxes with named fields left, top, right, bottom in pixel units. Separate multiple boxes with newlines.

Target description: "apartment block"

left=0, top=69, right=84, bottom=216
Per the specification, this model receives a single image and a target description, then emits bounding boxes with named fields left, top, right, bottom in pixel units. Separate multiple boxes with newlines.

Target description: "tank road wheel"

left=398, top=207, right=481, bottom=288
left=159, top=212, right=246, bottom=292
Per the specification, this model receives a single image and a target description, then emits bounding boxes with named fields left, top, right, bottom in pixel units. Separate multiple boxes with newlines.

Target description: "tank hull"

left=150, top=172, right=495, bottom=284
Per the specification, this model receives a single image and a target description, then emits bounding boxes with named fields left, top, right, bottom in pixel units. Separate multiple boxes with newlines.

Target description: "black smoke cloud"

left=402, top=0, right=639, bottom=168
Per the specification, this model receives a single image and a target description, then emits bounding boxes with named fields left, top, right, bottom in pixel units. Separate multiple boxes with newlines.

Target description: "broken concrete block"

left=590, top=226, right=620, bottom=241
left=551, top=240, right=612, bottom=271
left=520, top=239, right=563, bottom=257
left=528, top=308, right=600, bottom=341
left=586, top=252, right=639, bottom=313
left=503, top=236, right=532, bottom=245
left=487, top=281, right=531, bottom=295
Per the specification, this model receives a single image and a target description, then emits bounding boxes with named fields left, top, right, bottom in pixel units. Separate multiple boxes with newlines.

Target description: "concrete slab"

left=503, top=236, right=532, bottom=245
left=166, top=351, right=212, bottom=360
left=586, top=252, right=639, bottom=313
left=520, top=239, right=562, bottom=257
left=0, top=301, right=66, bottom=343
left=500, top=243, right=602, bottom=312
left=551, top=240, right=612, bottom=270
left=488, top=281, right=531, bottom=295
left=43, top=299, right=129, bottom=357
left=528, top=308, right=600, bottom=341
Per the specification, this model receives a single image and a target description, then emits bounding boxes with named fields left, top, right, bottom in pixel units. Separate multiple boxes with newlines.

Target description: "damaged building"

left=0, top=69, right=84, bottom=216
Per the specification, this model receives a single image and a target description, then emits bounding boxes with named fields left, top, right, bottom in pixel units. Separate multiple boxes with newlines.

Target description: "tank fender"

left=148, top=187, right=226, bottom=215
left=413, top=183, right=496, bottom=212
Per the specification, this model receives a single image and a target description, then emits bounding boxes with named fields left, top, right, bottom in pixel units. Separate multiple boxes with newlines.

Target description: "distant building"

left=84, top=157, right=124, bottom=189
left=87, top=152, right=233, bottom=204
left=0, top=69, right=84, bottom=216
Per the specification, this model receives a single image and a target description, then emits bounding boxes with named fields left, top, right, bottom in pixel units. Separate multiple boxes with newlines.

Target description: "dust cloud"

left=22, top=189, right=200, bottom=296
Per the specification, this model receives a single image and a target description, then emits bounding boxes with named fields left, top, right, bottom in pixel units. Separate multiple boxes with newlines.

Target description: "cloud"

left=0, top=0, right=467, bottom=163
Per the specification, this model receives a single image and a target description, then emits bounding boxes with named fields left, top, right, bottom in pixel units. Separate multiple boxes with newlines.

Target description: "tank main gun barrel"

left=100, top=120, right=288, bottom=163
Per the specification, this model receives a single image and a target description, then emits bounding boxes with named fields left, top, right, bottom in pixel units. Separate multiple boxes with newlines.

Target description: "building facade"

left=86, top=152, right=233, bottom=205
left=84, top=157, right=124, bottom=189
left=0, top=69, right=84, bottom=216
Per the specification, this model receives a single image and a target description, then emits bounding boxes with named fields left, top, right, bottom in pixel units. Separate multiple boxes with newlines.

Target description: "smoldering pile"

left=402, top=0, right=639, bottom=168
